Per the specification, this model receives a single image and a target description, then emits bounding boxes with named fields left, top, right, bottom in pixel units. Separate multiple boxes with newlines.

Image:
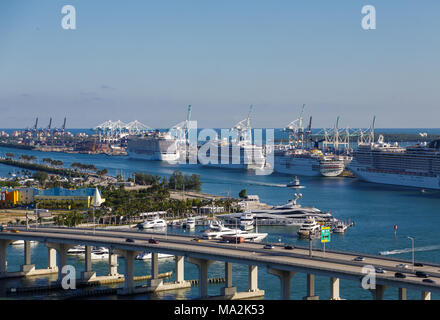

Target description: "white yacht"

left=185, top=217, right=196, bottom=230
left=10, top=240, right=36, bottom=245
left=239, top=212, right=255, bottom=230
left=135, top=252, right=174, bottom=260
left=77, top=247, right=110, bottom=260
left=220, top=230, right=268, bottom=243
left=67, top=245, right=85, bottom=255
left=201, top=225, right=240, bottom=240
left=139, top=218, right=167, bottom=229
left=332, top=221, right=348, bottom=234
left=297, top=217, right=321, bottom=238
left=243, top=193, right=333, bottom=226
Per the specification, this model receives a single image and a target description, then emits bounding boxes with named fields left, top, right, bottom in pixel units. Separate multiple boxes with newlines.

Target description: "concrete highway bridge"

left=1, top=226, right=439, bottom=300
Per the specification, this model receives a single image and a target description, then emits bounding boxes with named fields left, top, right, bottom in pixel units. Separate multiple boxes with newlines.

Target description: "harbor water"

left=1, top=142, right=440, bottom=300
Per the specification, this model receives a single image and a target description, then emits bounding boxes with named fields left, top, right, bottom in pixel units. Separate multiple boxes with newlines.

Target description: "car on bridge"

left=396, top=264, right=409, bottom=269
left=415, top=271, right=429, bottom=278
left=414, top=262, right=424, bottom=267
left=148, top=239, right=159, bottom=244
left=374, top=267, right=386, bottom=274
left=192, top=238, right=202, bottom=243
left=125, top=238, right=135, bottom=243
left=0, top=225, right=7, bottom=232
left=9, top=229, right=19, bottom=233
left=353, top=256, right=365, bottom=262
left=284, top=245, right=294, bottom=250
left=423, top=279, right=435, bottom=284
left=394, top=272, right=406, bottom=278
left=264, top=244, right=274, bottom=249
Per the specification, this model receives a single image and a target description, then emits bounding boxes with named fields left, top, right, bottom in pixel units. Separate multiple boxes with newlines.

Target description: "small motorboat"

left=287, top=176, right=304, bottom=188
left=332, top=221, right=348, bottom=234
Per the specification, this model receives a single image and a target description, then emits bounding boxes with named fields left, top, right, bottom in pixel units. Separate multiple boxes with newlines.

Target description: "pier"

left=1, top=227, right=440, bottom=300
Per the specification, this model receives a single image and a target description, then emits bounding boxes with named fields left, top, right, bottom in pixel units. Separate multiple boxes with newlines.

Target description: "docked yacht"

left=239, top=212, right=255, bottom=230
left=136, top=252, right=174, bottom=260
left=297, top=217, right=321, bottom=238
left=248, top=193, right=334, bottom=226
left=332, top=221, right=348, bottom=234
left=10, top=240, right=36, bottom=245
left=220, top=230, right=268, bottom=243
left=67, top=245, right=85, bottom=255
left=185, top=217, right=196, bottom=230
left=139, top=218, right=167, bottom=229
left=77, top=247, right=110, bottom=260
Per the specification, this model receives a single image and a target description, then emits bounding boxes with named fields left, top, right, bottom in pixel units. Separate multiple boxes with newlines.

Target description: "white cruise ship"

left=197, top=106, right=267, bottom=171
left=273, top=147, right=346, bottom=177
left=199, top=140, right=266, bottom=170
left=127, top=130, right=180, bottom=162
left=348, top=136, right=440, bottom=189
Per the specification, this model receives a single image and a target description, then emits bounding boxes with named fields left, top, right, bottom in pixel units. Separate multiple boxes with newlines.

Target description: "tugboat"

left=287, top=176, right=303, bottom=188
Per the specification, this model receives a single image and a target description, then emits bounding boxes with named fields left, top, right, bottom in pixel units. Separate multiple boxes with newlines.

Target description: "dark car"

left=414, top=263, right=424, bottom=267
left=148, top=239, right=159, bottom=244
left=284, top=245, right=294, bottom=250
left=394, top=272, right=406, bottom=278
left=423, top=279, right=435, bottom=284
left=415, top=271, right=429, bottom=278
left=264, top=244, right=274, bottom=249
left=375, top=267, right=386, bottom=274
left=125, top=238, right=135, bottom=243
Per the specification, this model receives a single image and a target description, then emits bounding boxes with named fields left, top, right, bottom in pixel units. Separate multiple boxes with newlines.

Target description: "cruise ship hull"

left=274, top=157, right=345, bottom=177
left=127, top=135, right=180, bottom=162
left=128, top=150, right=180, bottom=162
left=349, top=164, right=440, bottom=190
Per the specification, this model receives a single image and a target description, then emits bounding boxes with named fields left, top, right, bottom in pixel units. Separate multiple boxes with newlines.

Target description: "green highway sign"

left=321, top=226, right=331, bottom=243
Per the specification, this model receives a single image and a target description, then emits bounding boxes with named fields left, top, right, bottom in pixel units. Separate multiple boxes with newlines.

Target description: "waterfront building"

left=0, top=190, right=19, bottom=205
left=16, top=187, right=105, bottom=207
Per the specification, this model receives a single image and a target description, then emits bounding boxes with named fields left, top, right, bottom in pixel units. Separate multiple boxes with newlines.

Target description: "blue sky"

left=0, top=0, right=439, bottom=129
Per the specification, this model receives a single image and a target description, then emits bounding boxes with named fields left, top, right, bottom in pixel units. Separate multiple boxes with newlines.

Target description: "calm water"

left=1, top=140, right=440, bottom=300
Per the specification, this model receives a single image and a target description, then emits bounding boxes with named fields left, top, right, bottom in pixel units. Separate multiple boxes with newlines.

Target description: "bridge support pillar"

left=267, top=268, right=295, bottom=300
left=116, top=250, right=140, bottom=295
left=187, top=257, right=214, bottom=299
left=303, top=274, right=319, bottom=300
left=48, top=248, right=58, bottom=271
left=398, top=288, right=407, bottom=300
left=108, top=251, right=119, bottom=276
left=46, top=243, right=73, bottom=281
left=175, top=256, right=185, bottom=283
left=0, top=240, right=11, bottom=273
left=81, top=246, right=96, bottom=281
left=220, top=262, right=236, bottom=296
left=370, top=284, right=388, bottom=300
left=330, top=277, right=340, bottom=300
left=148, top=252, right=163, bottom=288
left=21, top=240, right=35, bottom=274
left=248, top=265, right=259, bottom=292
left=421, top=291, right=431, bottom=300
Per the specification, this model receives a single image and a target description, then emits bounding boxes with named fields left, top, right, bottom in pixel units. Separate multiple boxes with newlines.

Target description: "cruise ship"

left=348, top=135, right=440, bottom=189
left=197, top=106, right=267, bottom=170
left=199, top=139, right=266, bottom=170
left=127, top=130, right=180, bottom=162
left=272, top=106, right=349, bottom=177
left=273, top=147, right=346, bottom=177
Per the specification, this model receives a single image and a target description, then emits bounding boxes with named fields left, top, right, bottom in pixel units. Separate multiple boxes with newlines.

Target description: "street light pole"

left=408, top=236, right=415, bottom=271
